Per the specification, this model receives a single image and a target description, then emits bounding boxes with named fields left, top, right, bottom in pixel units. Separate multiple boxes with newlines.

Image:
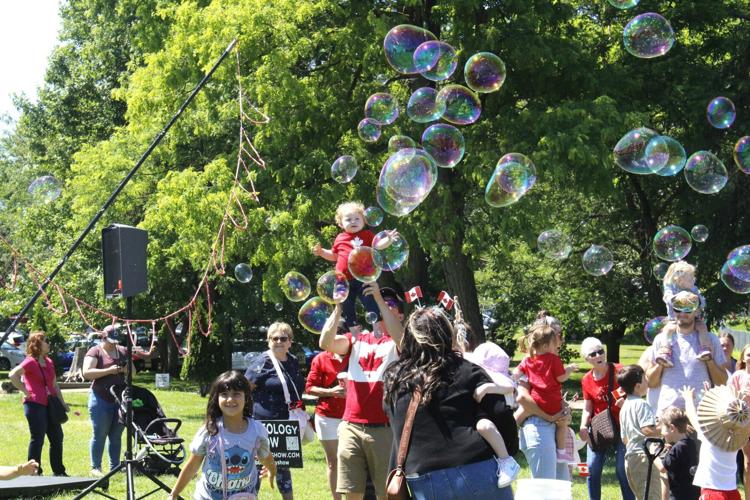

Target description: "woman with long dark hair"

left=383, top=308, right=514, bottom=499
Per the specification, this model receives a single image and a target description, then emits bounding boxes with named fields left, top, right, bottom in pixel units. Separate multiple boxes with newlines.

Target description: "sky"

left=0, top=1, right=61, bottom=129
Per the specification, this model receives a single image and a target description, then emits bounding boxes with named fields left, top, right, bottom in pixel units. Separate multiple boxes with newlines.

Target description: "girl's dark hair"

left=205, top=370, right=253, bottom=435
left=383, top=307, right=462, bottom=406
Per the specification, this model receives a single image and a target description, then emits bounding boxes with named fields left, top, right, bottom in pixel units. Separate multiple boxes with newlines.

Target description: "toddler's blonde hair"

left=335, top=201, right=365, bottom=226
left=663, top=260, right=696, bottom=287
left=520, top=322, right=558, bottom=354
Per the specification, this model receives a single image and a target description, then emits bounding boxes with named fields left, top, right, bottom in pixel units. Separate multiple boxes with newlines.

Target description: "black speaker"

left=102, top=224, right=148, bottom=299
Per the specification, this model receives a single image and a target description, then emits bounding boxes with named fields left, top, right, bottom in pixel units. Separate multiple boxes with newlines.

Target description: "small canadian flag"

left=576, top=463, right=589, bottom=477
left=405, top=286, right=423, bottom=304
left=437, top=291, right=454, bottom=311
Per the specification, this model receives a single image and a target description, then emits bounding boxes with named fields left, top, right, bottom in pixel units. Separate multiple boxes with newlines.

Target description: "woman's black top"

left=384, top=359, right=504, bottom=475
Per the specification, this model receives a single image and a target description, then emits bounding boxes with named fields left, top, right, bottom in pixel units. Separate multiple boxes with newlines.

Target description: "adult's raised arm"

left=318, top=304, right=351, bottom=356
left=364, top=282, right=404, bottom=346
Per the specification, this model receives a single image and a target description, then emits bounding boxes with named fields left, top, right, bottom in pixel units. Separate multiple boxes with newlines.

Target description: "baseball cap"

left=380, top=287, right=405, bottom=313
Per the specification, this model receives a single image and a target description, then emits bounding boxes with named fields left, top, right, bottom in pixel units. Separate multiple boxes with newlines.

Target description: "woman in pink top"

left=8, top=331, right=69, bottom=476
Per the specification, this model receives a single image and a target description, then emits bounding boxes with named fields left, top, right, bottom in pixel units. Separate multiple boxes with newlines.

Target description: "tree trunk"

left=604, top=323, right=627, bottom=363
left=442, top=236, right=485, bottom=342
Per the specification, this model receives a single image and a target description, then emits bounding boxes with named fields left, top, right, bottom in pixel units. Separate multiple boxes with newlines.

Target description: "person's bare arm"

left=679, top=386, right=700, bottom=430
left=0, top=460, right=38, bottom=480
left=312, top=243, right=336, bottom=262
left=168, top=453, right=203, bottom=499
left=82, top=356, right=122, bottom=380
left=365, top=282, right=404, bottom=345
left=705, top=357, right=728, bottom=385
left=556, top=364, right=578, bottom=383
left=579, top=399, right=593, bottom=443
left=258, top=453, right=277, bottom=490
left=8, top=365, right=27, bottom=395
left=646, top=362, right=665, bottom=388
left=641, top=425, right=661, bottom=438
left=474, top=382, right=513, bottom=402
left=318, top=304, right=351, bottom=355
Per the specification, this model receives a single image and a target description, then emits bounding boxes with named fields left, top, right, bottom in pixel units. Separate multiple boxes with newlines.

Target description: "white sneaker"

left=496, top=456, right=520, bottom=488
left=90, top=468, right=103, bottom=477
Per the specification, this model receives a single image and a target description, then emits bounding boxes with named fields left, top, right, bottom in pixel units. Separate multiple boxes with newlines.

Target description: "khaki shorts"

left=336, top=420, right=393, bottom=495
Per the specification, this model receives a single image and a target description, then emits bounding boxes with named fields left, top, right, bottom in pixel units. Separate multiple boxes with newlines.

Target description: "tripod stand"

left=74, top=297, right=178, bottom=500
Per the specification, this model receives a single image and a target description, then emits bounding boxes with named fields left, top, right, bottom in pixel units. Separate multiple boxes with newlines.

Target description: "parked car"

left=0, top=342, right=26, bottom=371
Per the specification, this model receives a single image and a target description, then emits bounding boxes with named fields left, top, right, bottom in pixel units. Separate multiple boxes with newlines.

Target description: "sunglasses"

left=271, top=336, right=289, bottom=343
left=587, top=349, right=605, bottom=358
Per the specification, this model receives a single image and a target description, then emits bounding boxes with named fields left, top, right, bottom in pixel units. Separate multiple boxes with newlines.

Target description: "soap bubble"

left=388, top=135, right=416, bottom=153
left=383, top=24, right=437, bottom=74
left=234, top=263, right=253, bottom=283
left=282, top=271, right=311, bottom=302
left=358, top=118, right=381, bottom=143
left=372, top=231, right=409, bottom=271
left=413, top=41, right=457, bottom=81
left=364, top=93, right=399, bottom=125
left=464, top=52, right=507, bottom=93
left=317, top=271, right=350, bottom=304
left=421, top=123, right=465, bottom=168
left=375, top=74, right=389, bottom=86
left=298, top=296, right=335, bottom=334
left=496, top=153, right=536, bottom=196
left=537, top=230, right=572, bottom=260
left=609, top=0, right=640, bottom=8
left=721, top=261, right=750, bottom=294
left=653, top=262, right=669, bottom=280
left=365, top=311, right=379, bottom=325
left=727, top=246, right=750, bottom=282
left=652, top=225, right=691, bottom=262
left=643, top=316, right=668, bottom=344
left=331, top=155, right=358, bottom=183
left=582, top=245, right=614, bottom=276
left=690, top=224, right=709, bottom=243
left=364, top=206, right=384, bottom=227
left=377, top=148, right=438, bottom=216
left=734, top=136, right=750, bottom=174
left=645, top=136, right=687, bottom=176
left=485, top=171, right=523, bottom=208
left=436, top=85, right=481, bottom=125
left=623, top=13, right=674, bottom=59
left=707, top=97, right=736, bottom=129
left=348, top=246, right=383, bottom=283
left=613, top=128, right=659, bottom=175
left=407, top=87, right=446, bottom=123
left=684, top=151, right=728, bottom=194
left=28, top=175, right=62, bottom=202
left=274, top=302, right=284, bottom=311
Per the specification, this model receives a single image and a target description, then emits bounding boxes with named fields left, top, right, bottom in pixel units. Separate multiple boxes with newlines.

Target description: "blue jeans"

left=24, top=402, right=66, bottom=475
left=406, top=457, right=514, bottom=500
left=341, top=278, right=381, bottom=328
left=519, top=416, right=570, bottom=480
left=88, top=391, right=124, bottom=470
left=586, top=440, right=634, bottom=500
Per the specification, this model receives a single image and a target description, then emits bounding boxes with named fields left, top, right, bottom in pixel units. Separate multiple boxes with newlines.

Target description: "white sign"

left=155, top=373, right=170, bottom=388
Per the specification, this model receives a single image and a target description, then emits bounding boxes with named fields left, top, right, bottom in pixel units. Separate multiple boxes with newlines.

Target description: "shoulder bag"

left=38, top=359, right=68, bottom=424
left=386, top=388, right=422, bottom=500
left=267, top=351, right=315, bottom=443
left=588, top=363, right=617, bottom=452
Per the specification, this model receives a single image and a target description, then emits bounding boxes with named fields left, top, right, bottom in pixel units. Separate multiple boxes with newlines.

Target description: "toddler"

left=654, top=406, right=699, bottom=500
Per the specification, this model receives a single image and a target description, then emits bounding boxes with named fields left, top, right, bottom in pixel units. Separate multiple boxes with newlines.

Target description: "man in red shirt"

left=319, top=283, right=405, bottom=500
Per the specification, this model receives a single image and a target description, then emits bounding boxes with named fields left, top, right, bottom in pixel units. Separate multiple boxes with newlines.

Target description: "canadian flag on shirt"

left=576, top=463, right=589, bottom=477
left=405, top=286, right=423, bottom=303
left=437, top=291, right=454, bottom=310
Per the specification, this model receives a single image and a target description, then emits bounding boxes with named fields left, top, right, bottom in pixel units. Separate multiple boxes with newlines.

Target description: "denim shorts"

left=406, top=457, right=514, bottom=500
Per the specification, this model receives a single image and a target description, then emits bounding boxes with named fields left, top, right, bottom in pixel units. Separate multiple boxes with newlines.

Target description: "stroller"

left=111, top=383, right=186, bottom=476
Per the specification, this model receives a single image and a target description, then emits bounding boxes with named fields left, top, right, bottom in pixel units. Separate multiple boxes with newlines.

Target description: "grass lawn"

left=0, top=343, right=679, bottom=499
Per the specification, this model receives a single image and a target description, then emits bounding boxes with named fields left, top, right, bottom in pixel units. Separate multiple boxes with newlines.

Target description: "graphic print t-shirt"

left=332, top=229, right=375, bottom=279
left=190, top=418, right=270, bottom=500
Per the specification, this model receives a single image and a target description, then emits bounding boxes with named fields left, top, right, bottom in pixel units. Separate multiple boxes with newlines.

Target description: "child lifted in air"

left=312, top=201, right=382, bottom=335
left=654, top=261, right=711, bottom=367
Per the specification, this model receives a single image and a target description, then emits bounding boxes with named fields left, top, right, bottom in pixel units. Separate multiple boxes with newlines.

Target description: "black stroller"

left=111, top=383, right=186, bottom=476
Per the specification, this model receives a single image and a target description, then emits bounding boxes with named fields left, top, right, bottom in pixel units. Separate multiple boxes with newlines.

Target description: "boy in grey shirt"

left=618, top=364, right=662, bottom=500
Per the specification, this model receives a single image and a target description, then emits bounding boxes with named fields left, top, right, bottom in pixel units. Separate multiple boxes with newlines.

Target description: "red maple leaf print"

left=359, top=350, right=384, bottom=372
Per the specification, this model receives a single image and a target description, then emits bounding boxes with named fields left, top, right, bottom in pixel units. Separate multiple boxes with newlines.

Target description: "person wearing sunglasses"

left=579, top=338, right=633, bottom=500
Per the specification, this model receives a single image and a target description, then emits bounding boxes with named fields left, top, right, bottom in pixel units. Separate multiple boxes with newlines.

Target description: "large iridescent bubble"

left=364, top=206, right=384, bottom=227
left=690, top=224, right=709, bottom=243
left=234, top=263, right=253, bottom=283
left=348, top=246, right=383, bottom=283
left=421, top=123, right=465, bottom=168
left=413, top=41, right=457, bottom=81
left=358, top=118, right=381, bottom=143
left=377, top=148, right=438, bottom=216
left=282, top=271, right=311, bottom=302
left=298, top=296, right=335, bottom=334
left=707, top=97, right=736, bottom=129
left=652, top=225, right=691, bottom=261
left=407, top=87, right=446, bottom=123
left=28, top=175, right=62, bottom=202
left=721, top=261, right=750, bottom=294
left=372, top=231, right=409, bottom=271
left=734, top=136, right=750, bottom=174
left=645, top=136, right=686, bottom=176
left=485, top=176, right=522, bottom=208
left=383, top=24, right=437, bottom=74
left=316, top=271, right=350, bottom=304
left=364, top=93, right=399, bottom=125
left=653, top=262, right=669, bottom=280
left=613, top=128, right=659, bottom=175
left=727, top=245, right=750, bottom=282
left=331, top=155, right=358, bottom=183
left=537, top=230, right=572, bottom=260
left=684, top=151, right=728, bottom=194
left=623, top=13, right=674, bottom=59
left=609, top=0, right=640, bottom=8
left=582, top=245, right=614, bottom=276
left=496, top=153, right=536, bottom=196
left=464, top=52, right=506, bottom=93
left=388, top=135, right=416, bottom=153
left=643, top=316, right=667, bottom=344
left=436, top=85, right=481, bottom=125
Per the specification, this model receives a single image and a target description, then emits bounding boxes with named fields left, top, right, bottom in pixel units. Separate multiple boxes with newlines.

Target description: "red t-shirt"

left=305, top=351, right=349, bottom=418
left=518, top=352, right=565, bottom=415
left=343, top=331, right=398, bottom=424
left=332, top=230, right=375, bottom=279
left=581, top=363, right=624, bottom=422
left=19, top=356, right=58, bottom=406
